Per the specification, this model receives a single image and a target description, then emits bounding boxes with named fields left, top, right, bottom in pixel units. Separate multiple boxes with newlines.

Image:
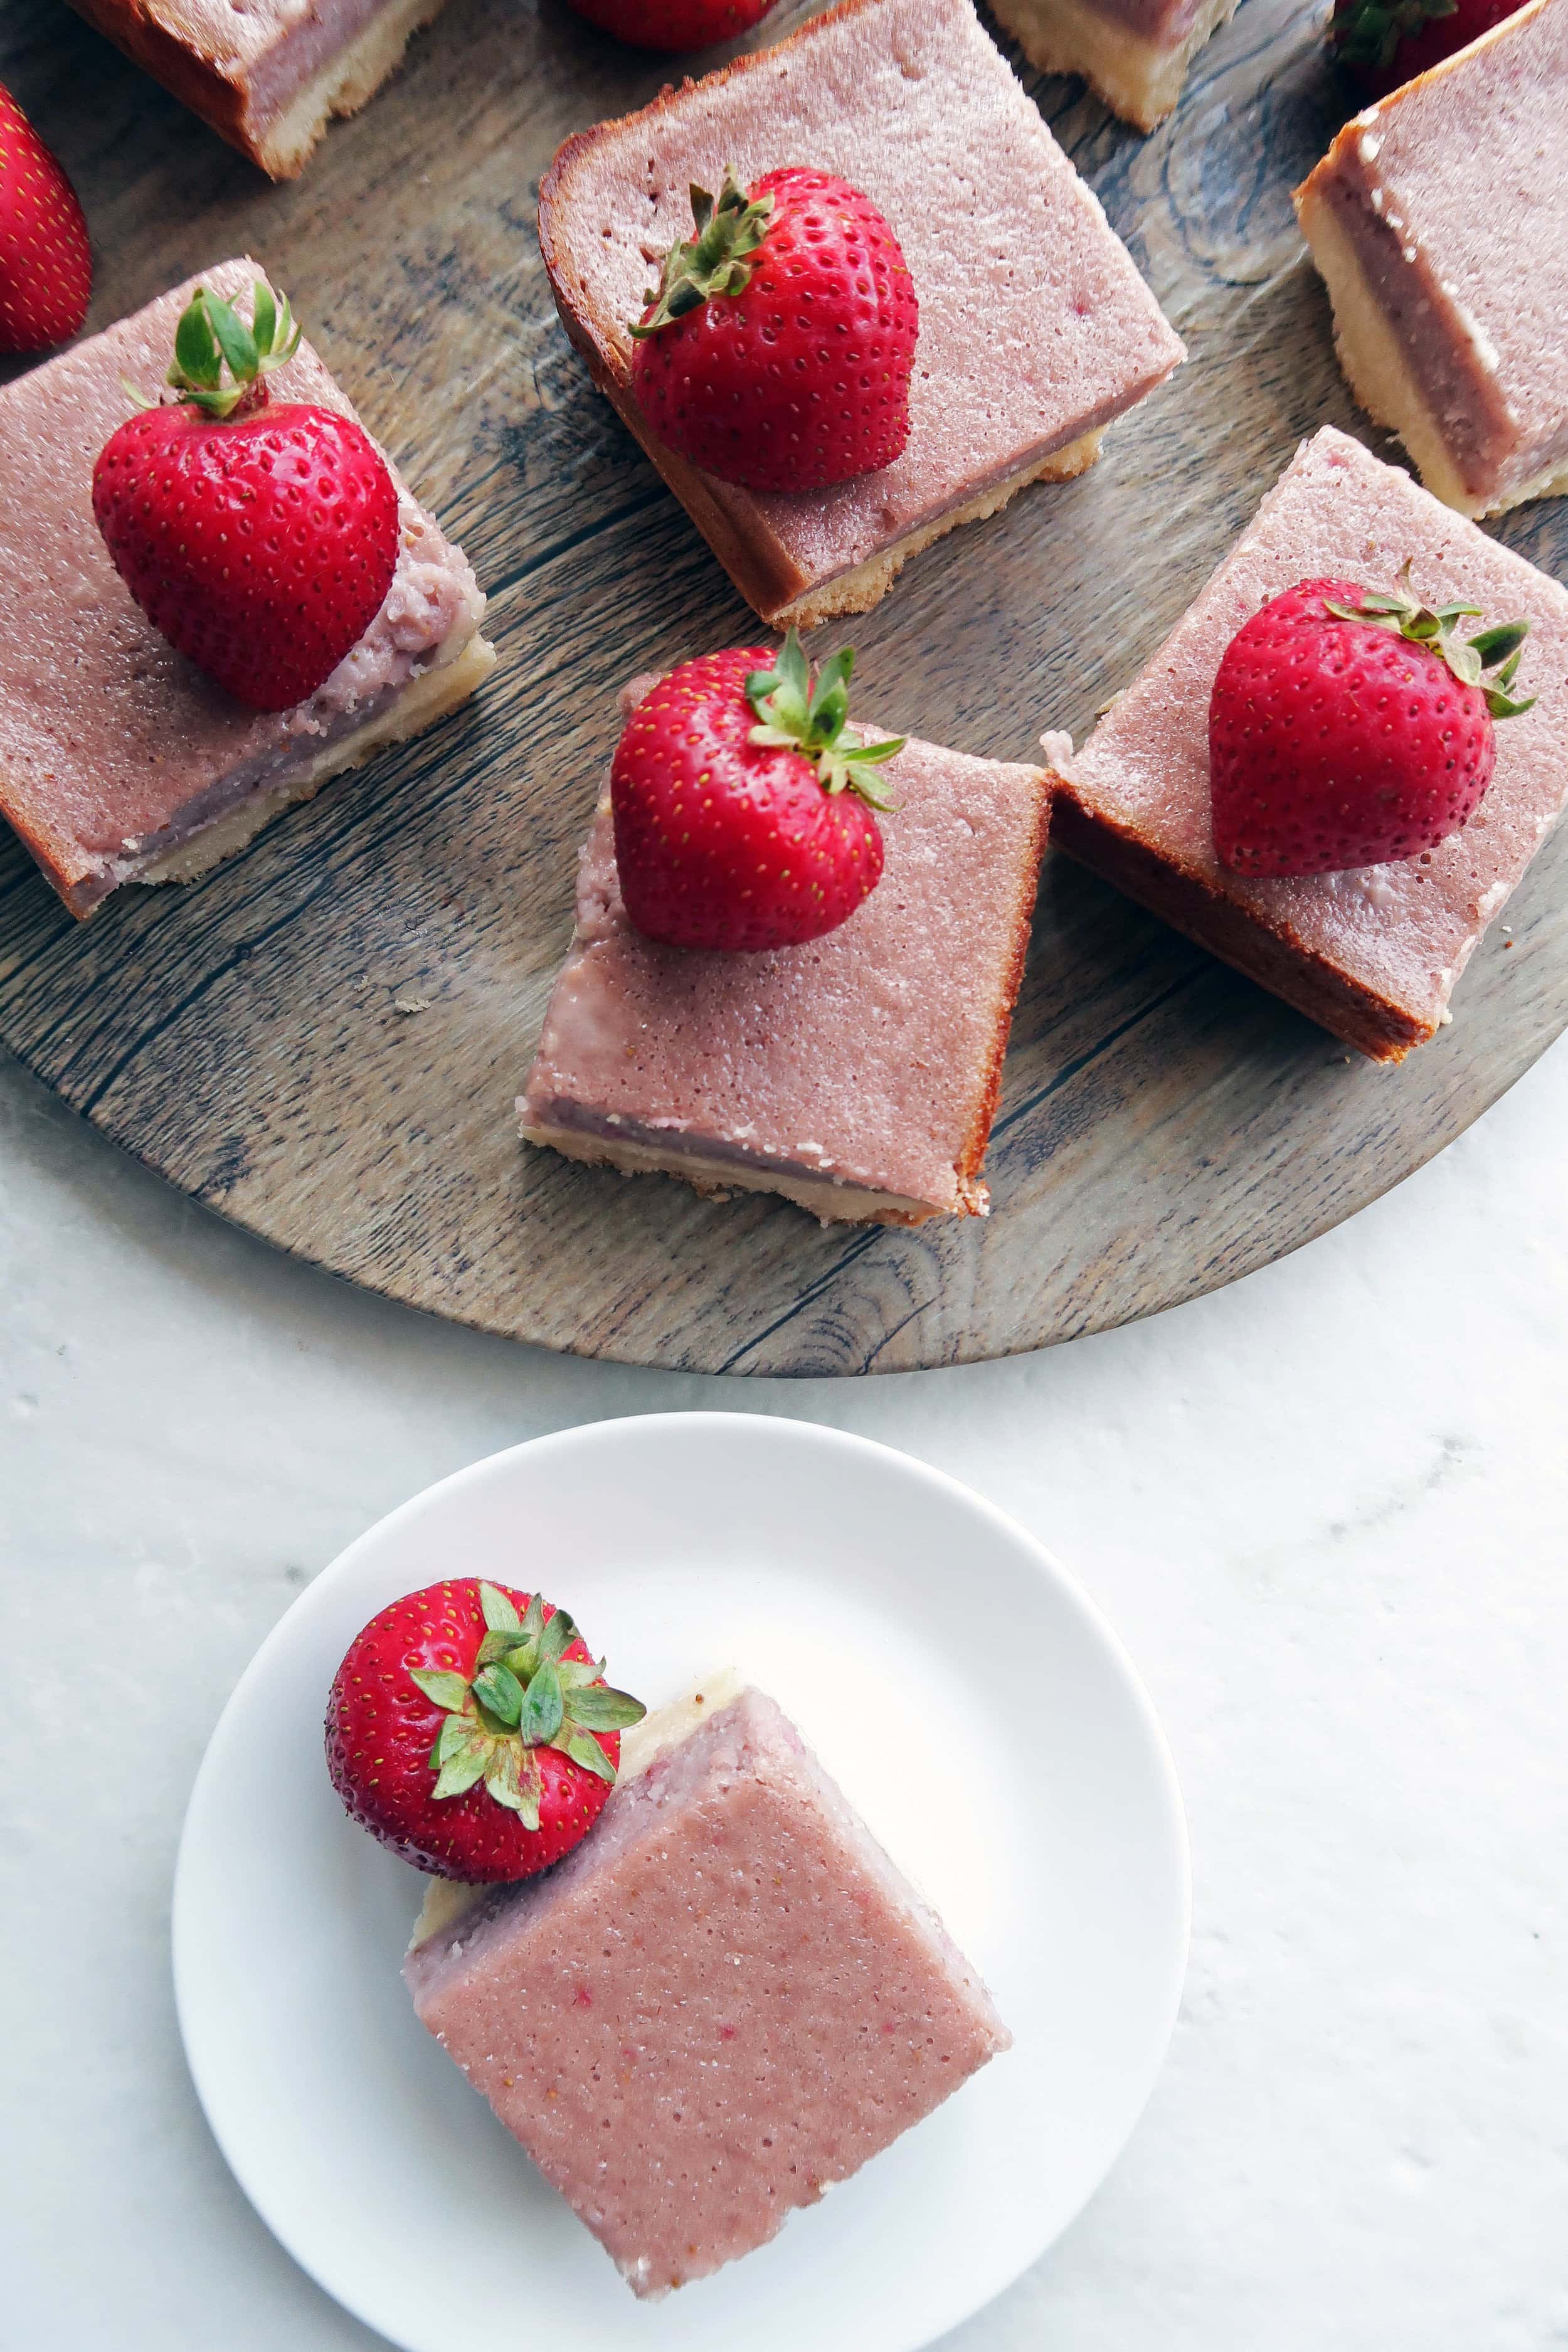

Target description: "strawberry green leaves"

left=1332, top=0, right=1457, bottom=73
left=410, top=1668, right=472, bottom=1712
left=745, top=630, right=904, bottom=808
left=166, top=281, right=303, bottom=418
left=1323, top=566, right=1536, bottom=721
left=411, top=1581, right=646, bottom=1820
left=471, top=1660, right=527, bottom=1726
left=631, top=169, right=778, bottom=337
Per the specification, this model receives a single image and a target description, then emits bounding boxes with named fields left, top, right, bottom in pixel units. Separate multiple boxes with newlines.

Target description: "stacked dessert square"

left=1047, top=429, right=1568, bottom=1061
left=0, top=259, right=493, bottom=916
left=326, top=1576, right=1010, bottom=2301
left=539, top=0, right=1185, bottom=628
left=61, top=0, right=453, bottom=177
left=1297, top=0, right=1568, bottom=518
left=520, top=681, right=1052, bottom=1224
left=406, top=1677, right=1011, bottom=2298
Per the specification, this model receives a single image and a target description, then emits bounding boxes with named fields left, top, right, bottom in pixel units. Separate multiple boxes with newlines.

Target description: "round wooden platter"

left=2, top=0, right=1565, bottom=1376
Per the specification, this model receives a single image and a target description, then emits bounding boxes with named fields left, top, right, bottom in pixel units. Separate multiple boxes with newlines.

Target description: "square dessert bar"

left=0, top=257, right=493, bottom=918
left=990, top=0, right=1246, bottom=132
left=519, top=682, right=1051, bottom=1223
left=64, top=0, right=449, bottom=179
left=1296, top=0, right=1568, bottom=518
left=538, top=0, right=1184, bottom=630
left=1046, top=427, right=1568, bottom=1061
left=406, top=1682, right=1010, bottom=2299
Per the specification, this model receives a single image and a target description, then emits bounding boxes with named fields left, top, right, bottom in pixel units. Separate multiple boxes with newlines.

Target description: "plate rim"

left=172, top=1411, right=1192, bottom=2351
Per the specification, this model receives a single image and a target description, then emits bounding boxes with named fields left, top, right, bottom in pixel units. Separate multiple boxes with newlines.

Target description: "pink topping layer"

left=1316, top=0, right=1568, bottom=503
left=0, top=257, right=484, bottom=911
left=1052, top=428, right=1568, bottom=1028
left=405, top=1687, right=1010, bottom=2299
left=551, top=0, right=1184, bottom=591
left=521, top=701, right=1049, bottom=1215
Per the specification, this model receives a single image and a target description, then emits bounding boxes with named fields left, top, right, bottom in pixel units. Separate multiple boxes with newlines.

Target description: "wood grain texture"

left=1, top=0, right=1565, bottom=1375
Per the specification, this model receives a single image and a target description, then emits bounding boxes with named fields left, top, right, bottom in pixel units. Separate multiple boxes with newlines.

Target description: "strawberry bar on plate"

left=519, top=681, right=1050, bottom=1224
left=1296, top=0, right=1568, bottom=518
left=989, top=0, right=1245, bottom=132
left=406, top=1679, right=1011, bottom=2299
left=63, top=0, right=450, bottom=179
left=1045, top=427, right=1568, bottom=1061
left=0, top=257, right=493, bottom=918
left=538, top=0, right=1184, bottom=630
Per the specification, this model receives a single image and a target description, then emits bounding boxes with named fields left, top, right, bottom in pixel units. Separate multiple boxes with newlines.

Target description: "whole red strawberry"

left=567, top=0, right=777, bottom=48
left=92, top=281, right=399, bottom=712
left=0, top=83, right=92, bottom=352
left=326, top=1579, right=647, bottom=1881
left=629, top=167, right=918, bottom=493
left=1330, top=0, right=1525, bottom=95
left=1209, top=569, right=1534, bottom=877
left=612, top=632, right=902, bottom=951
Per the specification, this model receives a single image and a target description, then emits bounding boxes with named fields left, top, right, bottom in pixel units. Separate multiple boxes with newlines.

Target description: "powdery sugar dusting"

left=405, top=1688, right=1010, bottom=2298
left=1056, top=428, right=1568, bottom=1027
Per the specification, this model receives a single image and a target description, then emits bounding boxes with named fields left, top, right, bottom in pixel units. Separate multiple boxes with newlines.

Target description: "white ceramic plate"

left=174, top=1414, right=1189, bottom=2352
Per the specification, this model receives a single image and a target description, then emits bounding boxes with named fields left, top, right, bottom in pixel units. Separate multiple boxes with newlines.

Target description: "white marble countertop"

left=3, top=1031, right=1566, bottom=2351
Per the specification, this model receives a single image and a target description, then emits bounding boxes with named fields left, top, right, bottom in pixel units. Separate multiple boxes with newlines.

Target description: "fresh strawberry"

left=612, top=630, right=901, bottom=951
left=1209, top=568, right=1534, bottom=877
left=1330, top=0, right=1526, bottom=94
left=0, top=83, right=92, bottom=353
left=92, top=281, right=399, bottom=712
left=325, top=1579, right=647, bottom=1882
left=566, top=0, right=777, bottom=48
left=628, top=166, right=918, bottom=492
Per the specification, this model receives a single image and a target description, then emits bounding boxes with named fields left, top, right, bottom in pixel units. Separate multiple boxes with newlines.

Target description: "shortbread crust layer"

left=990, top=0, right=1244, bottom=131
left=65, top=0, right=450, bottom=177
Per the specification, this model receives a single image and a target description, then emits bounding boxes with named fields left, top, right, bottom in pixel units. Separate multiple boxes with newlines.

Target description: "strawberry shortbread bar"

left=63, top=0, right=450, bottom=179
left=0, top=258, right=493, bottom=917
left=1045, top=428, right=1568, bottom=1060
left=406, top=1678, right=1010, bottom=2298
left=539, top=0, right=1184, bottom=628
left=519, top=673, right=1051, bottom=1224
left=1296, top=0, right=1568, bottom=517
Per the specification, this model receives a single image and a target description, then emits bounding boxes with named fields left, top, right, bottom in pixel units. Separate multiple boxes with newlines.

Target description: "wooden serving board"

left=2, top=0, right=1565, bottom=1375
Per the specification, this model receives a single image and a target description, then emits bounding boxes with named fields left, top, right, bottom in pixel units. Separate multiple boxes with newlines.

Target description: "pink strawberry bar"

left=539, top=0, right=1185, bottom=630
left=519, top=682, right=1051, bottom=1224
left=405, top=1683, right=1010, bottom=2299
left=0, top=257, right=493, bottom=918
left=1296, top=0, right=1568, bottom=519
left=1046, top=428, right=1568, bottom=1060
left=64, top=0, right=452, bottom=179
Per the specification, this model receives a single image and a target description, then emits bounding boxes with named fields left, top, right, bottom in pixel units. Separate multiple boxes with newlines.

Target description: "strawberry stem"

left=630, top=169, right=777, bottom=338
left=410, top=1582, right=647, bottom=1826
left=164, top=282, right=303, bottom=420
left=1332, top=0, right=1458, bottom=72
left=744, top=630, right=904, bottom=809
left=1322, top=567, right=1535, bottom=721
